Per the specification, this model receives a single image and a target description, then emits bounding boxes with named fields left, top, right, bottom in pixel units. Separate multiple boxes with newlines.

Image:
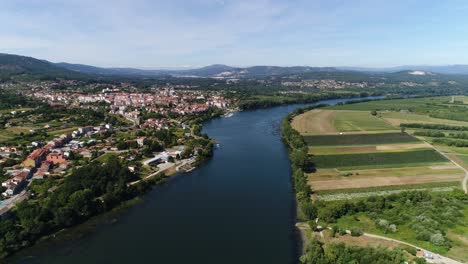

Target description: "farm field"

left=332, top=110, right=395, bottom=131
left=292, top=97, right=468, bottom=264
left=309, top=142, right=429, bottom=155
left=304, top=132, right=418, bottom=146
left=310, top=149, right=447, bottom=169
left=291, top=109, right=336, bottom=134
left=291, top=109, right=396, bottom=134
left=316, top=181, right=460, bottom=197
left=310, top=165, right=461, bottom=181
left=310, top=171, right=462, bottom=191
left=380, top=111, right=468, bottom=127
left=324, top=96, right=453, bottom=112
left=293, top=97, right=468, bottom=197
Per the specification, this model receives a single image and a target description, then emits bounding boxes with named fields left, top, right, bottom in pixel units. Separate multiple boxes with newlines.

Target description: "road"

left=297, top=222, right=463, bottom=264
left=129, top=162, right=175, bottom=185
left=0, top=189, right=30, bottom=217
left=361, top=232, right=463, bottom=264
left=426, top=141, right=468, bottom=194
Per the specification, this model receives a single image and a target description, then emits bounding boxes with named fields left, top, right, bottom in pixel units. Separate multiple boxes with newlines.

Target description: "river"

left=11, top=97, right=379, bottom=264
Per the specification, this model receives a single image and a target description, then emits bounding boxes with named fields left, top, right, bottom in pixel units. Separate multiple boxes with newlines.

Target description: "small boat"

left=224, top=112, right=234, bottom=118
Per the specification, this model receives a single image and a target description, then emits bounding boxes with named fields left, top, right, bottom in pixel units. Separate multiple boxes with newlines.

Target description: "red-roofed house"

left=22, top=148, right=48, bottom=168
left=46, top=153, right=68, bottom=165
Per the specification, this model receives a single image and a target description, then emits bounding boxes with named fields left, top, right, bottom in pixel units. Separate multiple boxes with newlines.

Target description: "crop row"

left=311, top=149, right=447, bottom=168
left=304, top=132, right=418, bottom=146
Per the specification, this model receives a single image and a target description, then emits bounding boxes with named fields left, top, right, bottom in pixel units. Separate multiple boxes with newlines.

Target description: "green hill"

left=0, top=53, right=87, bottom=80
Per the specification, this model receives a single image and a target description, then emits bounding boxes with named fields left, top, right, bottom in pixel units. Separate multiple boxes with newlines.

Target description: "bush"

left=430, top=233, right=446, bottom=246
left=401, top=245, right=417, bottom=256
left=308, top=221, right=318, bottom=231
left=301, top=202, right=318, bottom=221
left=350, top=227, right=363, bottom=237
left=331, top=226, right=339, bottom=237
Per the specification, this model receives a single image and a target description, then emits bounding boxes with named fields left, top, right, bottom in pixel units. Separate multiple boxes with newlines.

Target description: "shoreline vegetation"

left=282, top=96, right=468, bottom=264
left=7, top=167, right=194, bottom=262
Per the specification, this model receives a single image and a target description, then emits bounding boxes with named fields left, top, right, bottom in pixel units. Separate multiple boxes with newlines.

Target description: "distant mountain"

left=3, top=52, right=468, bottom=81
left=55, top=62, right=173, bottom=76
left=174, top=65, right=339, bottom=78
left=55, top=62, right=341, bottom=78
left=176, top=64, right=237, bottom=77
left=0, top=53, right=84, bottom=79
left=338, top=65, right=468, bottom=75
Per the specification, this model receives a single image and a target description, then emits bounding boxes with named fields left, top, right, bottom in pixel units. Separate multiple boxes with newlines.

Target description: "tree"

left=301, top=202, right=318, bottom=220
left=68, top=189, right=95, bottom=217
left=350, top=226, right=363, bottom=237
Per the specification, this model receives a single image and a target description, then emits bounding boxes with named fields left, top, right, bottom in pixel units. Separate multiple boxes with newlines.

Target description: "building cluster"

left=31, top=89, right=229, bottom=112
left=281, top=79, right=369, bottom=89
left=29, top=87, right=230, bottom=127
left=1, top=124, right=112, bottom=197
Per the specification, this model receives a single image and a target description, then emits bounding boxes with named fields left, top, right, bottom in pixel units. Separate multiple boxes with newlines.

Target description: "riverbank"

left=8, top=156, right=210, bottom=262
left=8, top=96, right=382, bottom=264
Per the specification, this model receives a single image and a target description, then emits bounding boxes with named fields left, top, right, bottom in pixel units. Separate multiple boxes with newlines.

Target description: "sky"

left=2, top=0, right=468, bottom=68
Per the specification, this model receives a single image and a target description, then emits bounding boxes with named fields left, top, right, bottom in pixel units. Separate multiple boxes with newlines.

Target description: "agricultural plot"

left=291, top=109, right=395, bottom=134
left=332, top=111, right=395, bottom=131
left=291, top=109, right=336, bottom=134
left=316, top=182, right=461, bottom=196
left=380, top=112, right=468, bottom=127
left=324, top=97, right=452, bottom=112
left=294, top=98, right=468, bottom=262
left=309, top=143, right=429, bottom=155
left=294, top=97, right=468, bottom=198
left=310, top=165, right=461, bottom=181
left=310, top=173, right=462, bottom=191
left=304, top=132, right=419, bottom=146
left=311, top=149, right=448, bottom=169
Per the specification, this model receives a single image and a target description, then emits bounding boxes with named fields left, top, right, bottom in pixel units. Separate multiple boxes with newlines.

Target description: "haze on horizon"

left=2, top=0, right=468, bottom=68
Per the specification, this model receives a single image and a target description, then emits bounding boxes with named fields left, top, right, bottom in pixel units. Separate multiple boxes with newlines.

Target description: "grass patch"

left=49, top=127, right=79, bottom=136
left=316, top=182, right=460, bottom=195
left=311, top=149, right=447, bottom=169
left=333, top=111, right=395, bottom=131
left=335, top=213, right=450, bottom=255
left=304, top=132, right=419, bottom=146
left=94, top=153, right=117, bottom=163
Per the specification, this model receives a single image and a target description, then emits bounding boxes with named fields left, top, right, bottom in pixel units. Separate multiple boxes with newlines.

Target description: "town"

left=0, top=80, right=232, bottom=218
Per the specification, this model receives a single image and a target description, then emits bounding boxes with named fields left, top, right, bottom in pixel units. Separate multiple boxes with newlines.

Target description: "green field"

left=304, top=132, right=419, bottom=146
left=332, top=111, right=395, bottom=131
left=94, top=153, right=116, bottom=163
left=316, top=181, right=460, bottom=195
left=327, top=96, right=468, bottom=124
left=325, top=97, right=450, bottom=112
left=311, top=149, right=447, bottom=169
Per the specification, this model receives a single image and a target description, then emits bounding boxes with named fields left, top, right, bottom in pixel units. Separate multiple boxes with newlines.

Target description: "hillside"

left=4, top=53, right=468, bottom=83
left=339, top=65, right=468, bottom=75
left=56, top=62, right=342, bottom=78
left=0, top=53, right=86, bottom=80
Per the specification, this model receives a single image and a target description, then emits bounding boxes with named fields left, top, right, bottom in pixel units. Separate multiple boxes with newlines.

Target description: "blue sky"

left=2, top=0, right=468, bottom=68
